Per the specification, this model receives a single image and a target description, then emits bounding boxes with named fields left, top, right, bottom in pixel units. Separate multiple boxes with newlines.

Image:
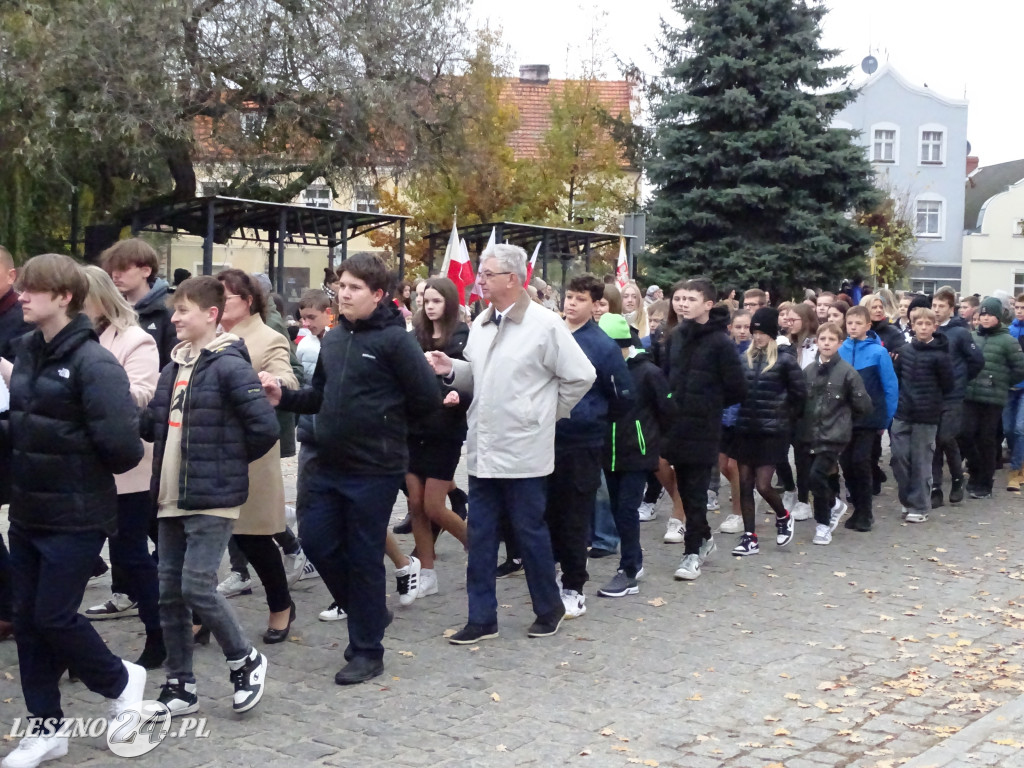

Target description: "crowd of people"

left=0, top=238, right=1022, bottom=768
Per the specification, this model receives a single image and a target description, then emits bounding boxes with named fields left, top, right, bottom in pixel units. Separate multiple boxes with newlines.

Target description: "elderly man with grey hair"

left=426, top=244, right=596, bottom=642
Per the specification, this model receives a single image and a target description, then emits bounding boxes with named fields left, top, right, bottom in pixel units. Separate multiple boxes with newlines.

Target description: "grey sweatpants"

left=890, top=418, right=938, bottom=515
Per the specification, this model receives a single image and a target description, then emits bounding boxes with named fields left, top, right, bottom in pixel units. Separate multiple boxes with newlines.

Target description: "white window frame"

left=911, top=279, right=937, bottom=295
left=303, top=185, right=332, bottom=209
left=870, top=122, right=900, bottom=164
left=1014, top=271, right=1024, bottom=296
left=918, top=123, right=947, bottom=166
left=239, top=111, right=265, bottom=137
left=354, top=185, right=379, bottom=213
left=914, top=194, right=946, bottom=239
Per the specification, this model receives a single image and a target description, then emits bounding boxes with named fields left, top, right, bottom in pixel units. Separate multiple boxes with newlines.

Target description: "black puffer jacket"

left=935, top=321, right=983, bottom=401
left=279, top=303, right=442, bottom=474
left=410, top=323, right=471, bottom=442
left=734, top=347, right=806, bottom=436
left=603, top=352, right=672, bottom=473
left=0, top=290, right=31, bottom=361
left=796, top=355, right=873, bottom=454
left=135, top=278, right=177, bottom=369
left=142, top=336, right=280, bottom=511
left=662, top=306, right=747, bottom=465
left=893, top=334, right=955, bottom=424
left=6, top=314, right=143, bottom=534
left=871, top=318, right=905, bottom=353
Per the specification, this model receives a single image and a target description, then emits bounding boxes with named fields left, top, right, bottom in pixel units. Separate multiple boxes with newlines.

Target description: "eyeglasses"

left=743, top=301, right=762, bottom=310
left=479, top=271, right=512, bottom=281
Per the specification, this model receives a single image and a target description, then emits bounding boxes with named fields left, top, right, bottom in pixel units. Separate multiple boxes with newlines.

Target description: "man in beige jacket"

left=426, top=244, right=595, bottom=643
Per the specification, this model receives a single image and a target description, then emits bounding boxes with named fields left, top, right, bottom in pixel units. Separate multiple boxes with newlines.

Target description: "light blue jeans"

left=1002, top=390, right=1024, bottom=471
left=590, top=472, right=620, bottom=552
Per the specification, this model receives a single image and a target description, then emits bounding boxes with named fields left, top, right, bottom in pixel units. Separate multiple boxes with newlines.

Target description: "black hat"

left=750, top=307, right=779, bottom=338
left=908, top=293, right=931, bottom=313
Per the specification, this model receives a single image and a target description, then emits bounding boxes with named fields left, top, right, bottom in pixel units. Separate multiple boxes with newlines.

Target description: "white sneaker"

left=561, top=589, right=587, bottom=619
left=417, top=569, right=439, bottom=598
left=109, top=659, right=147, bottom=719
left=396, top=556, right=421, bottom=606
left=318, top=602, right=347, bottom=621
left=812, top=524, right=832, bottom=545
left=84, top=592, right=138, bottom=620
left=698, top=535, right=717, bottom=564
left=663, top=517, right=685, bottom=543
left=706, top=490, right=720, bottom=511
left=901, top=505, right=909, bottom=520
left=905, top=511, right=928, bottom=523
left=718, top=514, right=744, bottom=534
left=638, top=501, right=657, bottom=522
left=782, top=490, right=798, bottom=510
left=674, top=554, right=701, bottom=581
left=282, top=549, right=308, bottom=588
left=828, top=499, right=848, bottom=531
left=299, top=559, right=320, bottom=581
left=790, top=501, right=813, bottom=521
left=636, top=566, right=646, bottom=580
left=217, top=572, right=253, bottom=597
left=1, top=736, right=68, bottom=768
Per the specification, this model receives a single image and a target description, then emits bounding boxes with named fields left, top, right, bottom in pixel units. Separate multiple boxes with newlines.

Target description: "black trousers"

left=232, top=535, right=291, bottom=614
left=840, top=429, right=876, bottom=524
left=932, top=400, right=965, bottom=488
left=808, top=451, right=839, bottom=527
left=963, top=401, right=1004, bottom=492
left=545, top=446, right=602, bottom=593
left=673, top=462, right=714, bottom=556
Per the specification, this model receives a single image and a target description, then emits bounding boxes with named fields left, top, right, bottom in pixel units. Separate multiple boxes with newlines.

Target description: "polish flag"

left=467, top=228, right=496, bottom=305
left=524, top=241, right=541, bottom=286
left=446, top=233, right=475, bottom=306
left=615, top=236, right=630, bottom=289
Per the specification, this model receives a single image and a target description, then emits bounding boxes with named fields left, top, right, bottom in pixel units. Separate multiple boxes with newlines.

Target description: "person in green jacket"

left=962, top=297, right=1024, bottom=498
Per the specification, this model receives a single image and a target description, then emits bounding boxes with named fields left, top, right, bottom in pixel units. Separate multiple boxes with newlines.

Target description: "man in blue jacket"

left=839, top=305, right=898, bottom=532
left=547, top=275, right=633, bottom=620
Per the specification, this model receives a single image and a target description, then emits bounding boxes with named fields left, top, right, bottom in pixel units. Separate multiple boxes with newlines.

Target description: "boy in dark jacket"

left=798, top=323, right=872, bottom=545
left=2, top=254, right=145, bottom=767
left=838, top=305, right=898, bottom=532
left=596, top=313, right=671, bottom=597
left=663, top=277, right=746, bottom=581
left=890, top=308, right=954, bottom=523
left=263, top=254, right=440, bottom=685
left=142, top=276, right=279, bottom=719
left=548, top=275, right=633, bottom=619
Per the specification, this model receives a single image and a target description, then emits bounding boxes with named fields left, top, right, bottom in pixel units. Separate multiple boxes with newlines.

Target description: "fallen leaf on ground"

left=647, top=597, right=667, bottom=607
left=490, top=692, right=501, bottom=702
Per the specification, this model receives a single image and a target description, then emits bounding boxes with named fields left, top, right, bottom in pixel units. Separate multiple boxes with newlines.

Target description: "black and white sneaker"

left=731, top=533, right=759, bottom=557
left=597, top=571, right=639, bottom=598
left=495, top=558, right=523, bottom=579
left=775, top=513, right=794, bottom=547
left=155, top=679, right=199, bottom=718
left=448, top=623, right=499, bottom=645
left=228, top=648, right=267, bottom=714
left=84, top=593, right=138, bottom=620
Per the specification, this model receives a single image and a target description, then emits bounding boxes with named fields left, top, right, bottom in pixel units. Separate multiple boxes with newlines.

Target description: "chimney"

left=519, top=64, right=550, bottom=85
left=966, top=155, right=979, bottom=175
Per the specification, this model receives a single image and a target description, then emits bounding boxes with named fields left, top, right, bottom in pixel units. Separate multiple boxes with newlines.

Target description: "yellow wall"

left=963, top=179, right=1024, bottom=296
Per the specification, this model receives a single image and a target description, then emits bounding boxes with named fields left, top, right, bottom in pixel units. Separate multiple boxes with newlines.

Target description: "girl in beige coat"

left=216, top=270, right=298, bottom=643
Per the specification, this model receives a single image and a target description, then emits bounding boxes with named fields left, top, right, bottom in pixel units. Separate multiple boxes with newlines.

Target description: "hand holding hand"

left=258, top=370, right=282, bottom=407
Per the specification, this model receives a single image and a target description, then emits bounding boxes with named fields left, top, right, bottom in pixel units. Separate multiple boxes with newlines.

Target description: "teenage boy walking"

left=1, top=254, right=145, bottom=768
left=798, top=323, right=872, bottom=546
left=263, top=254, right=440, bottom=684
left=663, top=277, right=746, bottom=581
left=550, top=275, right=632, bottom=618
left=890, top=308, right=954, bottom=523
left=838, top=305, right=898, bottom=532
left=142, top=276, right=279, bottom=719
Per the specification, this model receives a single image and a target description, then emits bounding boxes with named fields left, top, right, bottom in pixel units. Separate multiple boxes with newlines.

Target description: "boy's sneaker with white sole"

left=154, top=679, right=199, bottom=718
left=706, top=490, right=720, bottom=511
left=84, top=592, right=138, bottom=620
left=698, top=535, right=717, bottom=564
left=905, top=510, right=928, bottom=523
left=417, top=569, right=439, bottom=598
left=775, top=513, right=794, bottom=547
left=829, top=499, right=848, bottom=531
left=1, top=735, right=68, bottom=768
left=228, top=648, right=267, bottom=714
left=318, top=602, right=347, bottom=621
left=718, top=514, right=743, bottom=534
left=597, top=571, right=639, bottom=597
left=637, top=501, right=657, bottom=522
left=790, top=501, right=813, bottom=521
left=395, top=556, right=421, bottom=606
left=109, top=660, right=147, bottom=718
left=673, top=554, right=701, bottom=581
left=561, top=589, right=586, bottom=618
left=731, top=533, right=759, bottom=556
left=663, top=518, right=685, bottom=543
left=812, top=524, right=832, bottom=545
left=217, top=571, right=253, bottom=597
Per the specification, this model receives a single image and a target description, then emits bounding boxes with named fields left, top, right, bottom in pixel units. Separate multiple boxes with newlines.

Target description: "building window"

left=1014, top=272, right=1024, bottom=296
left=919, top=124, right=947, bottom=166
left=911, top=280, right=937, bottom=294
left=871, top=125, right=898, bottom=163
left=239, top=111, right=265, bottom=137
left=915, top=197, right=944, bottom=238
left=304, top=186, right=332, bottom=209
left=354, top=185, right=379, bottom=213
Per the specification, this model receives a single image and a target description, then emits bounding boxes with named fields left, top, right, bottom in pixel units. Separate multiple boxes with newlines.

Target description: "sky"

left=471, top=0, right=1022, bottom=167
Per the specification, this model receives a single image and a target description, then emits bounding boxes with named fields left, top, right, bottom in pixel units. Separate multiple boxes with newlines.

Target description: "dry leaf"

left=495, top=744, right=508, bottom=752
left=774, top=727, right=790, bottom=736
left=490, top=692, right=501, bottom=702
left=688, top=693, right=703, bottom=701
left=579, top=749, right=591, bottom=756
left=470, top=646, right=480, bottom=652
left=643, top=761, right=659, bottom=767
left=817, top=681, right=839, bottom=690
left=647, top=597, right=667, bottom=607
left=618, top=736, right=630, bottom=743
left=778, top=673, right=790, bottom=679
left=833, top=571, right=846, bottom=577
left=611, top=745, right=630, bottom=752
left=442, top=628, right=457, bottom=638
left=398, top=650, right=414, bottom=657
left=600, top=728, right=615, bottom=737
left=784, top=693, right=801, bottom=700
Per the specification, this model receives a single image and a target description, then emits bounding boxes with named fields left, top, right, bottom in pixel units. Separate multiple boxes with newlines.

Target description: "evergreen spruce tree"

left=646, top=0, right=880, bottom=297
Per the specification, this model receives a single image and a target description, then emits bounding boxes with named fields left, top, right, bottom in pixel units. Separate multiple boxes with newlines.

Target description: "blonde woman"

left=728, top=308, right=806, bottom=557
left=80, top=266, right=164, bottom=668
left=860, top=293, right=905, bottom=353
left=621, top=282, right=650, bottom=338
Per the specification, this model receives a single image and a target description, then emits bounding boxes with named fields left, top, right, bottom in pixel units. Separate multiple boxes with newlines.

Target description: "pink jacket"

left=99, top=324, right=159, bottom=495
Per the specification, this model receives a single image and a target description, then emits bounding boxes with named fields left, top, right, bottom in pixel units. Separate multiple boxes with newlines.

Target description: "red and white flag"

left=446, top=232, right=475, bottom=306
left=615, top=236, right=629, bottom=289
left=524, top=241, right=541, bottom=286
left=467, top=228, right=497, bottom=305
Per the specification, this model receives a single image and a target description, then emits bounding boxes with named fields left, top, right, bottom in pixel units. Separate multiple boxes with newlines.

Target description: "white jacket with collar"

left=451, top=291, right=595, bottom=478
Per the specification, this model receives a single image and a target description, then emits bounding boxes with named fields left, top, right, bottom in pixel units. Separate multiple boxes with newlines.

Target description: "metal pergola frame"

left=425, top=221, right=635, bottom=284
left=125, top=196, right=410, bottom=293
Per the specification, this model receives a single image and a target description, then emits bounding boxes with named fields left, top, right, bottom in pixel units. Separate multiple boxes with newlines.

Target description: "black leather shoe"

left=335, top=656, right=384, bottom=685
left=392, top=513, right=413, bottom=535
left=931, top=489, right=944, bottom=509
left=263, top=602, right=296, bottom=644
left=448, top=487, right=469, bottom=520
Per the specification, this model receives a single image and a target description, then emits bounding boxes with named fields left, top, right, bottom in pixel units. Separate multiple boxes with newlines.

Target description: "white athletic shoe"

left=396, top=556, right=421, bottom=606
left=663, top=517, right=685, bottom=543
left=417, top=569, right=439, bottom=598
left=318, top=602, right=347, bottom=621
left=812, top=524, right=832, bottom=545
left=1, top=735, right=68, bottom=768
left=828, top=499, right=848, bottom=531
left=706, top=490, right=720, bottom=511
left=561, top=589, right=587, bottom=619
left=790, top=501, right=813, bottom=521
left=638, top=501, right=658, bottom=522
left=282, top=549, right=308, bottom=587
left=674, top=554, right=701, bottom=581
left=718, top=514, right=744, bottom=534
left=216, top=571, right=253, bottom=597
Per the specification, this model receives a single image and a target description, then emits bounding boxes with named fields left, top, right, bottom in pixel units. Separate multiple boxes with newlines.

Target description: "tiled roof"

left=499, top=78, right=634, bottom=162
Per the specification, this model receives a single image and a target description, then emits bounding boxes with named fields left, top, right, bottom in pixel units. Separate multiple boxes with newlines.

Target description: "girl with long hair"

left=784, top=303, right=819, bottom=369
left=621, top=282, right=650, bottom=338
left=729, top=308, right=806, bottom=557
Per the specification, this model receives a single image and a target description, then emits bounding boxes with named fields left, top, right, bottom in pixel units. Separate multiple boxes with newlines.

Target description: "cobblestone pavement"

left=3, top=452, right=1024, bottom=767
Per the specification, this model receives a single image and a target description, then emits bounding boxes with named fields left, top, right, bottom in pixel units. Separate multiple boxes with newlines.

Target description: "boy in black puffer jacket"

left=2, top=254, right=145, bottom=767
left=142, top=276, right=279, bottom=719
left=891, top=307, right=954, bottom=523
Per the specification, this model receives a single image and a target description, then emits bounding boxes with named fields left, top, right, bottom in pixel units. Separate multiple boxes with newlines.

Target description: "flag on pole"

left=446, top=235, right=474, bottom=306
left=524, top=241, right=541, bottom=286
left=615, top=236, right=629, bottom=289
left=439, top=220, right=459, bottom=277
left=467, top=227, right=497, bottom=305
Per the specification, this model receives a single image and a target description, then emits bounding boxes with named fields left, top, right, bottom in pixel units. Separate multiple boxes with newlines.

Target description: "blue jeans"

left=1003, top=390, right=1024, bottom=471
left=590, top=472, right=620, bottom=553
left=605, top=469, right=646, bottom=577
left=300, top=471, right=402, bottom=661
left=159, top=515, right=251, bottom=682
left=467, top=476, right=561, bottom=626
left=10, top=524, right=128, bottom=720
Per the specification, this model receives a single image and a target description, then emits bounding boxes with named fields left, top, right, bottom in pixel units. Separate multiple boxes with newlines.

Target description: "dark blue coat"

left=142, top=337, right=279, bottom=511
left=893, top=335, right=955, bottom=424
